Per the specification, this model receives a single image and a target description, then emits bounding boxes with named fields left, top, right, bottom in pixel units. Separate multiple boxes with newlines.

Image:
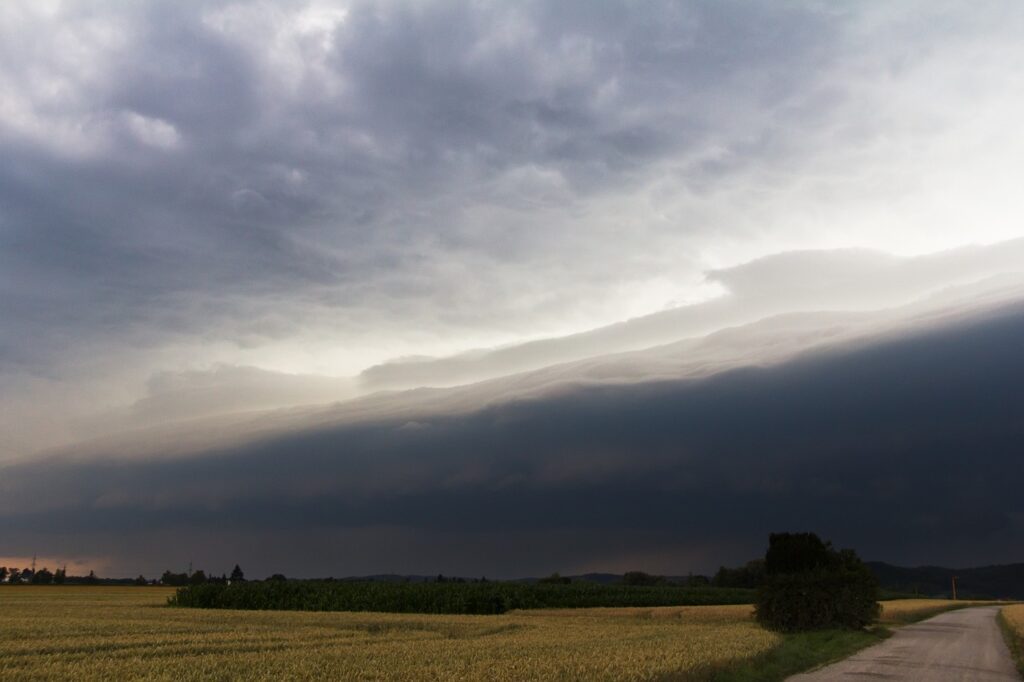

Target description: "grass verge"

left=997, top=607, right=1024, bottom=676
left=674, top=627, right=890, bottom=682
left=666, top=599, right=984, bottom=682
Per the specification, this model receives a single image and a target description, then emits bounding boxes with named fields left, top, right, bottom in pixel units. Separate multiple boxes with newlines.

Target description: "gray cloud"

left=4, top=1, right=1023, bottom=411
left=360, top=240, right=1024, bottom=390
left=127, top=365, right=356, bottom=425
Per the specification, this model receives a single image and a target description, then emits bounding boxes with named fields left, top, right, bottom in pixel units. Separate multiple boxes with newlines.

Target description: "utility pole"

left=31, top=554, right=36, bottom=573
left=951, top=575, right=959, bottom=600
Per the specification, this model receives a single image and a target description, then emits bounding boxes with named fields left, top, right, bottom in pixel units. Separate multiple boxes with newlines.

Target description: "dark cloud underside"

left=3, top=301, right=1022, bottom=576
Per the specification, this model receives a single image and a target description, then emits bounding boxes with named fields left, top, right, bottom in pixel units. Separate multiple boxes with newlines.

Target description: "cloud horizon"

left=3, top=293, right=1023, bottom=578
left=3, top=1, right=1024, bottom=578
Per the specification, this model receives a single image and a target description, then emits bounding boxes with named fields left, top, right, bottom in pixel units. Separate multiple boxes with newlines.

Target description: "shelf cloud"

left=3, top=1, right=1024, bottom=576
left=2, top=297, right=1023, bottom=577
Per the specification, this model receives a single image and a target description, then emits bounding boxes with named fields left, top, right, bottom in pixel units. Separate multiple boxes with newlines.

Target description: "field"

left=168, top=581, right=756, bottom=614
left=879, top=598, right=994, bottom=625
left=999, top=604, right=1024, bottom=674
left=0, top=588, right=984, bottom=681
left=0, top=587, right=777, bottom=681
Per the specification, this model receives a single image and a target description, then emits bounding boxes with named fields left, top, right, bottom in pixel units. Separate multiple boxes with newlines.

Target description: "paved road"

left=789, top=606, right=1020, bottom=681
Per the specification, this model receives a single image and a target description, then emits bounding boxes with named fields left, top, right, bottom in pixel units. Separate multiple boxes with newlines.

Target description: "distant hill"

left=868, top=562, right=1024, bottom=600
left=265, top=564, right=1024, bottom=599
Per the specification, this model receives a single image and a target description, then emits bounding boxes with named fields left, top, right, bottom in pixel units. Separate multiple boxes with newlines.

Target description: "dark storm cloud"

left=5, top=0, right=1024, bottom=576
left=3, top=299, right=1022, bottom=576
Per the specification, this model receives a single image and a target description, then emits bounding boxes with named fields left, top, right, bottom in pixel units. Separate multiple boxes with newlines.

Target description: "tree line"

left=0, top=566, right=82, bottom=584
left=159, top=565, right=246, bottom=586
left=0, top=564, right=246, bottom=586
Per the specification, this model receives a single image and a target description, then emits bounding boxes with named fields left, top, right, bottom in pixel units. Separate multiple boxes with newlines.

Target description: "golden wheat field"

left=0, top=588, right=990, bottom=681
left=878, top=598, right=992, bottom=625
left=1001, top=604, right=1024, bottom=667
left=0, top=587, right=779, bottom=681
left=1003, top=603, right=1024, bottom=636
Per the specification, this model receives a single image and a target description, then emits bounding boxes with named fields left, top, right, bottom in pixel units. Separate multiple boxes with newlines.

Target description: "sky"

left=2, top=0, right=1024, bottom=578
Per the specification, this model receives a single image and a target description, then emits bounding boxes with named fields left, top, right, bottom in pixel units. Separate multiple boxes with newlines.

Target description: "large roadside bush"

left=755, top=532, right=880, bottom=632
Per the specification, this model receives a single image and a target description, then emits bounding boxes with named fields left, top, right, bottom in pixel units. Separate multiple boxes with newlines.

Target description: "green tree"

left=622, top=571, right=665, bottom=586
left=160, top=571, right=189, bottom=586
left=765, top=533, right=832, bottom=573
left=713, top=560, right=765, bottom=588
left=31, top=567, right=54, bottom=584
left=755, top=532, right=880, bottom=632
left=230, top=565, right=245, bottom=582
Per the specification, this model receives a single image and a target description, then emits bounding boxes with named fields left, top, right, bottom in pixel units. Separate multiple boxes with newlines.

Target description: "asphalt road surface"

left=789, top=606, right=1020, bottom=681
